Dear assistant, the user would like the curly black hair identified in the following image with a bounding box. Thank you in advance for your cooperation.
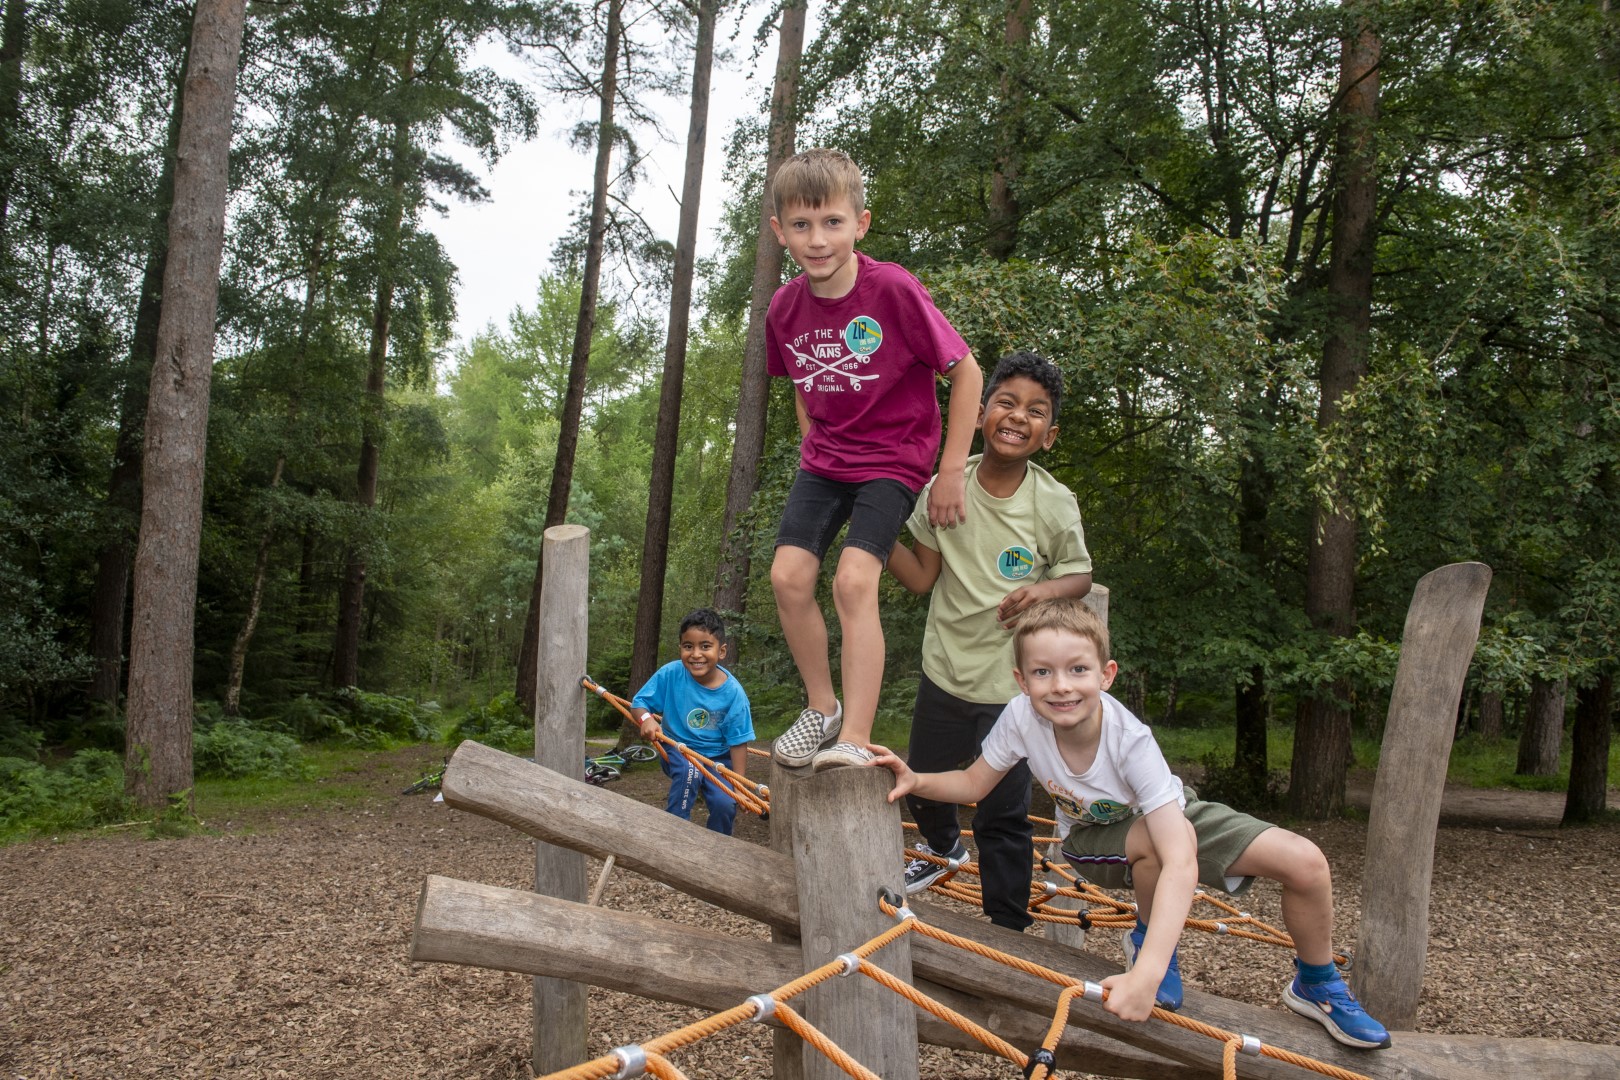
[984,351,1064,420]
[679,607,728,643]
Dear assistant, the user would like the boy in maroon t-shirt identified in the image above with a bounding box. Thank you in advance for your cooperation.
[764,147,983,772]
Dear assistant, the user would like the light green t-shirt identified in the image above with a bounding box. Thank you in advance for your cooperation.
[908,456,1092,704]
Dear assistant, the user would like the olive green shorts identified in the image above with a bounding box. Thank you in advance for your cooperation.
[1060,796,1273,896]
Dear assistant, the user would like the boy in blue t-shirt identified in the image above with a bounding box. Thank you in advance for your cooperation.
[631,608,755,835]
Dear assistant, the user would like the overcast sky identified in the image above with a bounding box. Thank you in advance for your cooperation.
[428,13,788,349]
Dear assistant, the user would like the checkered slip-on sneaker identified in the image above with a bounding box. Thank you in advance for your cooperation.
[771,703,842,767]
[809,741,874,771]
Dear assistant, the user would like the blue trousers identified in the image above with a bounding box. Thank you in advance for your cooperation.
[663,751,738,835]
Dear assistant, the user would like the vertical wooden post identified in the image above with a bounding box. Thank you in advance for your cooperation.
[1352,562,1490,1030]
[1043,586,1109,948]
[777,765,918,1080]
[533,524,590,1074]
[768,763,806,1080]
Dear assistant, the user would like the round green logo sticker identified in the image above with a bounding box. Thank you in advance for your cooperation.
[686,708,712,730]
[997,545,1035,580]
[843,316,883,356]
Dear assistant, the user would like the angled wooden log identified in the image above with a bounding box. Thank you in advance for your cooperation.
[433,740,1620,1080]
[530,524,591,1074]
[1353,561,1492,1029]
[441,739,799,930]
[413,874,1195,1079]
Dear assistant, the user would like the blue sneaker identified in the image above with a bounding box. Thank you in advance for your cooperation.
[1120,926,1183,1011]
[1283,961,1391,1049]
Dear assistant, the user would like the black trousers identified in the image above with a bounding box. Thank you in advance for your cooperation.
[905,672,1034,932]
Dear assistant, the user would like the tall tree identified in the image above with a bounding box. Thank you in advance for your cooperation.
[628,0,718,692]
[87,40,190,709]
[517,0,623,713]
[711,0,805,627]
[123,0,247,809]
[1289,9,1379,818]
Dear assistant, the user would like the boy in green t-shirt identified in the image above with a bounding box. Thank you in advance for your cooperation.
[886,351,1092,931]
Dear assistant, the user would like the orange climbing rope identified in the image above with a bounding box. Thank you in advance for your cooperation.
[581,676,772,817]
[534,890,1374,1080]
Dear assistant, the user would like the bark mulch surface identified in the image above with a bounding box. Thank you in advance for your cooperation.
[2,743,1617,1079]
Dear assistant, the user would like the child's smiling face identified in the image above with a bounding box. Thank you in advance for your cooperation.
[1013,627,1116,732]
[979,375,1058,463]
[770,195,870,298]
[679,626,726,686]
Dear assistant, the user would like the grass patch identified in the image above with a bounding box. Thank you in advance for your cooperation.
[192,744,400,826]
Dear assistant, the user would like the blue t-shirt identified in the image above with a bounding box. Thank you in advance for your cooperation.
[631,661,755,760]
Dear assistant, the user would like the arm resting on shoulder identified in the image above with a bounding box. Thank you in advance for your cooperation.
[997,571,1093,628]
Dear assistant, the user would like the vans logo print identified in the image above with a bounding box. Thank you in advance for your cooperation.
[785,318,884,392]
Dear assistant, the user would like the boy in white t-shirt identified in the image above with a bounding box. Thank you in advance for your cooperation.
[868,598,1390,1050]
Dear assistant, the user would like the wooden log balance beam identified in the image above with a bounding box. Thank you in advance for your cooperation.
[412,741,1620,1079]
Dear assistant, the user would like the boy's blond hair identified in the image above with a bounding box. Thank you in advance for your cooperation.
[772,148,866,218]
[1012,597,1111,668]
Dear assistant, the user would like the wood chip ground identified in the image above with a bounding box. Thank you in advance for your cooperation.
[2,744,1615,1078]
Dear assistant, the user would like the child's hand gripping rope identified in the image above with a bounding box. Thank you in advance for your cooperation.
[580,675,772,818]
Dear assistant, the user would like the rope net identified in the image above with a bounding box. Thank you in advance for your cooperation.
[535,893,1372,1080]
[582,677,1330,965]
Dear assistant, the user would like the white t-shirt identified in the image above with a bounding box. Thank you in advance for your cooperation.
[980,690,1185,836]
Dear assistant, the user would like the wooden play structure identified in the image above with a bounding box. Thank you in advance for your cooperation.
[410,527,1620,1079]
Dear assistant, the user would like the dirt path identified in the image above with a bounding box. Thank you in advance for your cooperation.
[1,745,1616,1079]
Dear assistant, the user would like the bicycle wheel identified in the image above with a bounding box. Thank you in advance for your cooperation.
[402,770,444,795]
[584,762,621,785]
[621,744,656,763]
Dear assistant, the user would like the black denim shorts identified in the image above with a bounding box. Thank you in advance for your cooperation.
[775,469,919,562]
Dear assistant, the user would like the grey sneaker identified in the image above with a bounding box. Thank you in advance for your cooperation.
[810,741,874,771]
[903,840,970,894]
[772,702,842,767]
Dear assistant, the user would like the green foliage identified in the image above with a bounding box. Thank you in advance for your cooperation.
[264,690,437,747]
[0,750,133,841]
[446,691,531,755]
[193,720,310,781]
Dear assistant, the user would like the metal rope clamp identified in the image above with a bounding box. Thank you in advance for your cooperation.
[1021,1047,1057,1078]
[836,952,862,976]
[608,1044,648,1078]
[747,994,777,1024]
[1240,1034,1262,1056]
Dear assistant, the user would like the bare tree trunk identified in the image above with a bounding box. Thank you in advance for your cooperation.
[89,53,190,708]
[710,0,805,634]
[629,0,717,692]
[0,0,25,245]
[1477,690,1503,739]
[224,461,283,717]
[1563,674,1612,824]
[333,106,410,690]
[517,0,622,713]
[123,0,247,810]
[1233,428,1272,791]
[985,0,1030,260]
[1516,675,1566,777]
[1290,13,1378,819]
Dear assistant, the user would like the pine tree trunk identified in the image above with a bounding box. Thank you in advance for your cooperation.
[985,0,1031,260]
[518,0,623,713]
[629,0,717,692]
[1478,690,1504,740]
[123,0,246,810]
[0,0,26,243]
[710,0,805,635]
[88,27,190,709]
[1290,13,1378,819]
[1563,674,1612,824]
[1515,675,1566,777]
[333,108,409,689]
[1233,432,1273,791]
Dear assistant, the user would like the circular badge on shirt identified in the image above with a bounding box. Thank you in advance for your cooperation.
[843,316,882,356]
[686,708,712,730]
[997,545,1036,580]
